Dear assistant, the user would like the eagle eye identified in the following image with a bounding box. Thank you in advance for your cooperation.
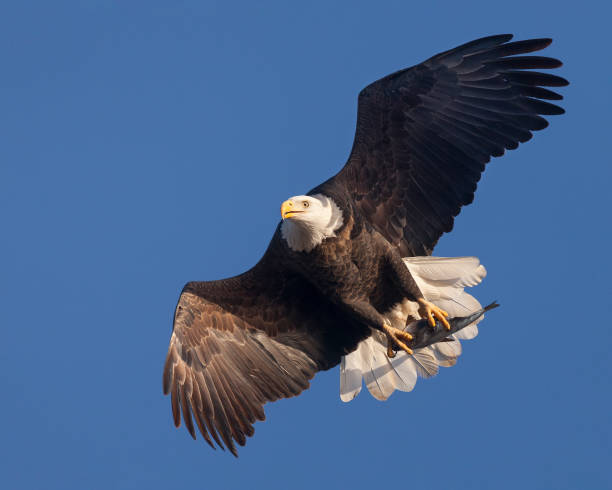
[303,201,309,208]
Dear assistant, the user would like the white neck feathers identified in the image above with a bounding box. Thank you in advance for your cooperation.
[280,194,344,252]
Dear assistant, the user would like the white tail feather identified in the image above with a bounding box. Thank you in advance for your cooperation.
[387,352,418,393]
[340,256,488,402]
[362,336,398,401]
[340,352,363,402]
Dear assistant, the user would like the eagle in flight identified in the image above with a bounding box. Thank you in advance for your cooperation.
[163,34,567,455]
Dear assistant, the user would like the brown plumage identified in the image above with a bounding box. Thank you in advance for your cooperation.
[163,34,567,455]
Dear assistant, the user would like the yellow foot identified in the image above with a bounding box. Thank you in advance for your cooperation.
[417,298,450,330]
[382,320,413,358]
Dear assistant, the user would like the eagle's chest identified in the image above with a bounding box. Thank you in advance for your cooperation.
[303,229,383,300]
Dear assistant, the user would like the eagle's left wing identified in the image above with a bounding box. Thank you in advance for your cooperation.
[163,235,370,456]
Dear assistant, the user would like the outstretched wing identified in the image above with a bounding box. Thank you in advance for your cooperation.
[162,235,369,456]
[331,34,568,256]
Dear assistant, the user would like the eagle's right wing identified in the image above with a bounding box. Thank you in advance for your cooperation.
[162,236,370,456]
[328,34,567,256]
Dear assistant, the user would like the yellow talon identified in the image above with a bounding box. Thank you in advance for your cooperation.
[382,320,414,357]
[418,299,451,330]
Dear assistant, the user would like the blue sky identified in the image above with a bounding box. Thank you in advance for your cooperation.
[2,1,611,489]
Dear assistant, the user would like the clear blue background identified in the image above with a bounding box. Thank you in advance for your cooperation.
[2,1,610,489]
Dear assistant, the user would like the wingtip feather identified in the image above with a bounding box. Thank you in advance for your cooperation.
[171,383,181,428]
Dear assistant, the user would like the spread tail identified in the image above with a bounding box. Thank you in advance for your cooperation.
[340,256,494,402]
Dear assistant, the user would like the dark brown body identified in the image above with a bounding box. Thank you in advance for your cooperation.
[279,209,422,329]
[277,181,424,333]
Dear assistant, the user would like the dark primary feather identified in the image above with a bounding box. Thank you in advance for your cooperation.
[163,234,370,456]
[327,34,568,256]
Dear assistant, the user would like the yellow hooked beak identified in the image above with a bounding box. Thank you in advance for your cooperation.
[281,200,302,219]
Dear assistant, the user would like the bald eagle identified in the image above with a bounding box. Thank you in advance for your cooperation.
[163,34,567,455]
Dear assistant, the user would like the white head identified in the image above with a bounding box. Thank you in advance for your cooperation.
[280,194,344,252]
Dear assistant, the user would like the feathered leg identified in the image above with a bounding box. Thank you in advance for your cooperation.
[382,241,451,330]
[341,299,414,357]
